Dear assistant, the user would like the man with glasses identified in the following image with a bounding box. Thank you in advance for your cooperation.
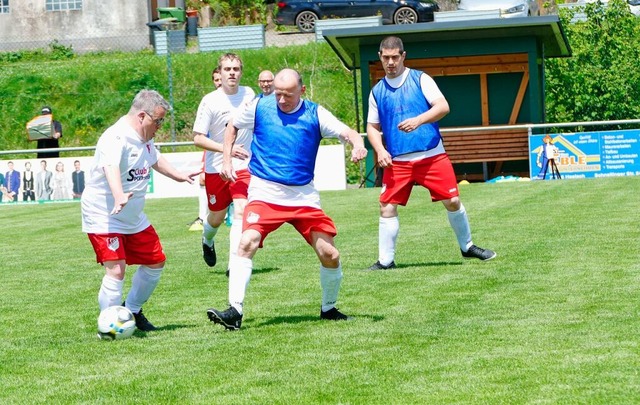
[366,36,496,270]
[257,70,274,97]
[81,89,197,336]
[193,53,256,274]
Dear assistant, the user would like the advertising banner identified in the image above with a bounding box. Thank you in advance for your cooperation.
[0,145,347,204]
[529,129,640,180]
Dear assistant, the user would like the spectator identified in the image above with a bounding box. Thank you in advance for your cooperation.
[35,160,53,201]
[72,160,85,199]
[22,161,36,202]
[0,171,5,203]
[37,106,63,159]
[52,161,71,200]
[4,161,20,202]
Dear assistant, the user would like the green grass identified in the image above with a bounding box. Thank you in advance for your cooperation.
[1,177,639,403]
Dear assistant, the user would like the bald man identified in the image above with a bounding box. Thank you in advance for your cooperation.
[257,70,274,97]
[206,68,368,330]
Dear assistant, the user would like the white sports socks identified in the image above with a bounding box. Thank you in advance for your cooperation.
[228,256,253,315]
[320,264,343,312]
[203,220,219,246]
[229,219,242,264]
[125,265,163,313]
[447,204,473,251]
[198,186,208,221]
[378,216,399,265]
[98,275,124,311]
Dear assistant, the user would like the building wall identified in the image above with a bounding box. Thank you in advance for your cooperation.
[0,0,152,53]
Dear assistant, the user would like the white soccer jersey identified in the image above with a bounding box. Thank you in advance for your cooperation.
[81,116,159,234]
[192,86,255,174]
[233,98,349,208]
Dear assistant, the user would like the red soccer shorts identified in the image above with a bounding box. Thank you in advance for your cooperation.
[242,201,337,247]
[87,225,166,265]
[380,153,459,205]
[205,169,250,212]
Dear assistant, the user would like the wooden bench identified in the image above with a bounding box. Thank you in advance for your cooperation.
[440,126,531,180]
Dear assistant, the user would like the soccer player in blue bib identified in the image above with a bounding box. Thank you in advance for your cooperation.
[366,36,496,270]
[207,68,368,330]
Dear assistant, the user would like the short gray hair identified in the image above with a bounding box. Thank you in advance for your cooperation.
[129,90,170,115]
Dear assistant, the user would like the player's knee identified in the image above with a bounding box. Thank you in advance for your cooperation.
[443,197,461,211]
[238,231,260,257]
[318,247,340,267]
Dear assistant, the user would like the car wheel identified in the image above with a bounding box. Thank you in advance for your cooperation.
[296,11,318,32]
[394,7,418,24]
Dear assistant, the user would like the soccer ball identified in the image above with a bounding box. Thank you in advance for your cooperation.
[97,305,136,340]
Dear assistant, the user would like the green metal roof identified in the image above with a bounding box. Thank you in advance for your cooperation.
[323,15,571,69]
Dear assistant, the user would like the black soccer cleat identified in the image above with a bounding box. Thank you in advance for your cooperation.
[207,306,242,330]
[132,308,157,331]
[202,239,217,267]
[461,245,497,261]
[366,260,396,271]
[320,307,353,321]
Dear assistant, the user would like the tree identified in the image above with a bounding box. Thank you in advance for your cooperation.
[545,0,640,128]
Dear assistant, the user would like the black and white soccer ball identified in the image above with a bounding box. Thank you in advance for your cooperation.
[97,305,136,340]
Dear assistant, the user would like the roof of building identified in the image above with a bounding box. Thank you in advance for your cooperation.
[323,15,571,69]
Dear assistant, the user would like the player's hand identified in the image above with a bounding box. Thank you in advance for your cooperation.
[110,192,133,215]
[351,146,368,163]
[376,149,393,168]
[231,144,249,160]
[536,162,542,168]
[398,117,421,133]
[180,171,199,184]
[220,163,237,182]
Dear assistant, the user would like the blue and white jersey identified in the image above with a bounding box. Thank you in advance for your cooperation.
[368,68,446,161]
[232,97,348,208]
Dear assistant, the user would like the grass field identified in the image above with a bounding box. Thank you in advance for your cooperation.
[1,177,639,404]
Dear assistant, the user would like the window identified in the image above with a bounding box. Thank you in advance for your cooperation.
[45,0,82,11]
[0,0,9,14]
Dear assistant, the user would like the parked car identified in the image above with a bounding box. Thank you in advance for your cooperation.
[457,0,539,17]
[275,0,440,32]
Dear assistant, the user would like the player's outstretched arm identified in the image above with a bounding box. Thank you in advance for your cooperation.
[193,131,223,153]
[153,155,197,184]
[340,128,368,163]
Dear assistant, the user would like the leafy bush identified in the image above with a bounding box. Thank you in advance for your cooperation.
[545,0,640,129]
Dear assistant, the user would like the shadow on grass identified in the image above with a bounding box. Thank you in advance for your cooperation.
[360,261,463,271]
[210,266,280,276]
[256,313,384,327]
[253,266,279,275]
[132,323,195,337]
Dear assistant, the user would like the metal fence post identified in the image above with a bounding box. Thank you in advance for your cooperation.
[165,30,177,151]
